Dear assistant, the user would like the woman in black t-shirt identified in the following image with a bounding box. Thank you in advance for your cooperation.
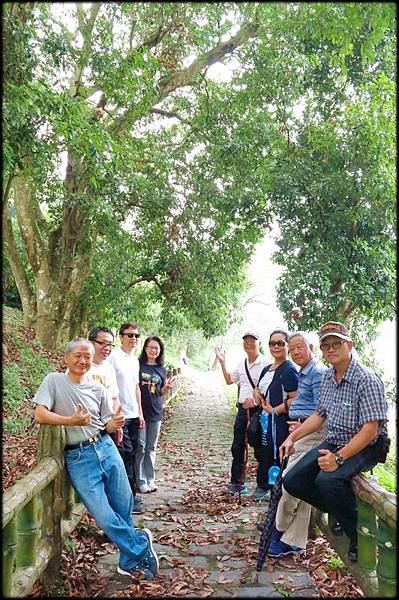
[136,336,173,493]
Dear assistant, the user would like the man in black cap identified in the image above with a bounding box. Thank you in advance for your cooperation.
[280,321,388,562]
[215,331,268,495]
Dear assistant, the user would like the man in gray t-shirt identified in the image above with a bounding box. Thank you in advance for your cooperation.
[33,337,159,580]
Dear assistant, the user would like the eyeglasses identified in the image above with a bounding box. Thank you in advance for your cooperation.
[122,333,140,339]
[92,340,115,348]
[269,340,286,347]
[147,346,160,351]
[320,340,347,352]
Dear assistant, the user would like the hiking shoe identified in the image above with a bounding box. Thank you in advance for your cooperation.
[224,483,248,495]
[252,487,270,502]
[267,539,304,558]
[132,498,144,514]
[331,521,343,536]
[139,484,151,494]
[116,528,159,580]
[148,482,158,492]
[348,541,358,562]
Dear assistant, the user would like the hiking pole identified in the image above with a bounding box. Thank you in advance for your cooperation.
[238,407,250,504]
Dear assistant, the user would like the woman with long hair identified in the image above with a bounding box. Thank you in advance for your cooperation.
[136,336,173,493]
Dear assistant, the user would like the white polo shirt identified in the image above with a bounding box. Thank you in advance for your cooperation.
[231,354,269,404]
[108,347,140,418]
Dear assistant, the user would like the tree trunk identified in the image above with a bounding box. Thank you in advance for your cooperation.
[7,167,94,350]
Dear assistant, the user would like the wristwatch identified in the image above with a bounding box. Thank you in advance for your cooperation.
[334,452,345,467]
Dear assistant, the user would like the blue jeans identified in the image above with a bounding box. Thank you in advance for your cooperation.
[64,433,148,571]
[282,440,380,543]
[135,420,162,487]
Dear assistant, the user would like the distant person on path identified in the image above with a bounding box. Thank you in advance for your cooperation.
[108,322,145,513]
[252,329,298,501]
[281,322,389,562]
[265,331,326,557]
[33,338,159,580]
[136,336,173,494]
[86,327,123,448]
[215,331,268,496]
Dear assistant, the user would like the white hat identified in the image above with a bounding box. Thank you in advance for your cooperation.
[242,331,260,340]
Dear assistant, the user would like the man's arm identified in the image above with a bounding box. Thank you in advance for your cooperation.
[34,404,91,426]
[136,383,145,429]
[280,413,326,459]
[317,421,378,471]
[215,348,234,384]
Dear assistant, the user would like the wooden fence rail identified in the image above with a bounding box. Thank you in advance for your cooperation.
[2,369,182,598]
[311,472,396,598]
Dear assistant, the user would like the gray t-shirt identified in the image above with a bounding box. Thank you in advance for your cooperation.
[33,372,114,445]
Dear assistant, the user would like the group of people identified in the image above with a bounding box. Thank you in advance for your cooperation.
[33,322,173,580]
[32,317,388,580]
[216,321,388,563]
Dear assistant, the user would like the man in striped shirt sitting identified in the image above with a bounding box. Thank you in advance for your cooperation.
[265,331,326,558]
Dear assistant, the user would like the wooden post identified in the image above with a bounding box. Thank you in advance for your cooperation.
[2,518,17,597]
[376,518,397,597]
[357,499,377,570]
[16,496,41,567]
[37,425,66,586]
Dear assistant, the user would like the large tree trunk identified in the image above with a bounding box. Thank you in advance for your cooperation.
[6,168,94,350]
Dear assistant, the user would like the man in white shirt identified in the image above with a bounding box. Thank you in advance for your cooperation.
[108,322,145,512]
[215,331,268,495]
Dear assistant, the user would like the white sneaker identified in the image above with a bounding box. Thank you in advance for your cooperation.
[148,483,158,492]
[138,484,150,493]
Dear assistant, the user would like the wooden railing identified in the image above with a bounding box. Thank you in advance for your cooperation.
[2,369,182,598]
[311,473,397,597]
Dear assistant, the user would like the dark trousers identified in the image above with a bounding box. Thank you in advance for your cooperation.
[117,418,140,496]
[231,404,258,485]
[283,440,380,543]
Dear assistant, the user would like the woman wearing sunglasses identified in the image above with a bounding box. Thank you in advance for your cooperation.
[252,329,299,501]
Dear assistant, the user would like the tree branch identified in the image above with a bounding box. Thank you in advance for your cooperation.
[3,190,36,320]
[70,3,101,97]
[124,276,155,292]
[110,20,259,136]
[150,108,186,122]
[13,175,49,276]
[158,21,259,98]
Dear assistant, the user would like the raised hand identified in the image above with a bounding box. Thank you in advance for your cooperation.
[215,347,226,363]
[70,404,91,426]
[164,377,173,391]
[113,405,125,429]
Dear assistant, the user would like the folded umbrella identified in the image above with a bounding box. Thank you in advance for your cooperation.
[256,456,289,572]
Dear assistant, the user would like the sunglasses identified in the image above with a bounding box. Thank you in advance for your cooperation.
[122,333,140,339]
[268,340,286,347]
[320,340,347,352]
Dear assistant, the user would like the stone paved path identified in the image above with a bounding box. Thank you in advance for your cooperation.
[97,370,318,597]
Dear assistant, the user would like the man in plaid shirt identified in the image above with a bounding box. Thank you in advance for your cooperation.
[280,321,388,562]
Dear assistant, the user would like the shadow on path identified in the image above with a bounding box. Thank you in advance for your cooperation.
[97,370,317,597]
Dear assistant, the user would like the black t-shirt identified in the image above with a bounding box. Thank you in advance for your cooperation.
[139,361,166,421]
